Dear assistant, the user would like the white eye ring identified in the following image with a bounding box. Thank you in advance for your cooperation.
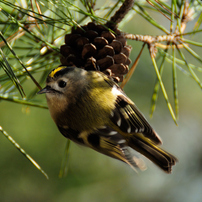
[58,80,66,88]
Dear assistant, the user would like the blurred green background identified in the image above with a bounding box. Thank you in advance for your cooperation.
[1,1,202,202]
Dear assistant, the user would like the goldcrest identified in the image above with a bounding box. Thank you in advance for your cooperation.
[38,66,177,173]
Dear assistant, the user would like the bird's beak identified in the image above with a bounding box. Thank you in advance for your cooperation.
[37,86,60,94]
[37,86,49,94]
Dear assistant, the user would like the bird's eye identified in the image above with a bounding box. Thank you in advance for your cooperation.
[58,80,66,88]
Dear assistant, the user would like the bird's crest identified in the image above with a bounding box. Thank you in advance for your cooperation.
[49,67,65,78]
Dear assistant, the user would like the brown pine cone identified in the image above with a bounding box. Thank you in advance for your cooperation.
[60,22,132,82]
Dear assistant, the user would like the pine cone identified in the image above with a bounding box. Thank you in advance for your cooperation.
[60,22,132,82]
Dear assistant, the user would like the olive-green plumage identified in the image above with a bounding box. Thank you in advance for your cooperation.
[38,66,177,173]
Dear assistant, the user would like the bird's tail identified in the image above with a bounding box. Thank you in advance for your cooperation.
[129,134,177,173]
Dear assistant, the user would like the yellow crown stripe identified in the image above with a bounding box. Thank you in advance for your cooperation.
[49,67,65,78]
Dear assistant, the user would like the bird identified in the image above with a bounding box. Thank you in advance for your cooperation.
[38,66,177,173]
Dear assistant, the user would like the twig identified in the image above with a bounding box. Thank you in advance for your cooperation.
[106,0,134,29]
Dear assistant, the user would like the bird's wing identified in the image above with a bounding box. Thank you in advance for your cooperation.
[112,92,162,145]
[102,74,162,145]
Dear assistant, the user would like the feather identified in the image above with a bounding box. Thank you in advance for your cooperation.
[129,134,177,173]
[110,93,162,145]
[102,74,162,144]
[58,125,146,171]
